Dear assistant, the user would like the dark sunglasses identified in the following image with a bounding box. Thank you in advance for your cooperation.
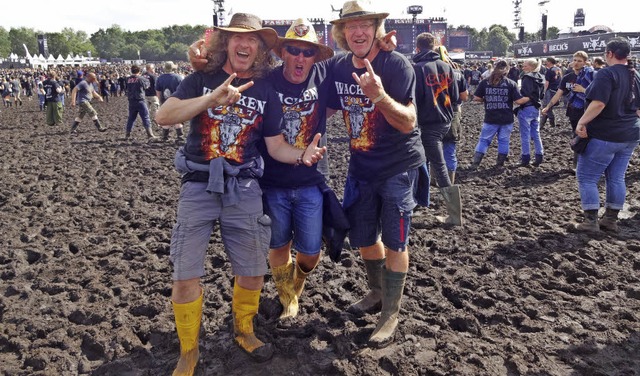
[285,45,317,58]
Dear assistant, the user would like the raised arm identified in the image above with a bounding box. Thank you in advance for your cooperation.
[156,73,253,125]
[352,59,416,134]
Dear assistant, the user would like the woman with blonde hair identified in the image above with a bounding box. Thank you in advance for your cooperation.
[516,58,545,166]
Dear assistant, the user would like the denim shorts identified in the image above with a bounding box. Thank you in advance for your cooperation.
[262,185,323,255]
[169,180,271,280]
[344,169,418,252]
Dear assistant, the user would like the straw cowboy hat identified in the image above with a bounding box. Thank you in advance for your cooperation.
[213,13,279,49]
[330,0,389,24]
[274,18,334,63]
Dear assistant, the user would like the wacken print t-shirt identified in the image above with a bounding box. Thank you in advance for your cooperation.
[474,78,522,125]
[258,63,332,188]
[328,50,426,182]
[172,71,283,165]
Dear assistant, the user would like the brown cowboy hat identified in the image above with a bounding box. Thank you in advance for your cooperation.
[213,13,278,49]
[330,0,389,24]
[273,18,334,63]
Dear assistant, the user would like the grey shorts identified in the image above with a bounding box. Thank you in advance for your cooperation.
[169,179,271,280]
[78,101,97,119]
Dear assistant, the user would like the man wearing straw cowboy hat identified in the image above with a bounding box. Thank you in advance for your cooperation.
[156,12,326,374]
[329,0,426,348]
[261,18,337,324]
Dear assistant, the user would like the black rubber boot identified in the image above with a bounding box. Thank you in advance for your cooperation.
[573,209,600,232]
[599,208,620,232]
[519,154,530,167]
[347,259,385,315]
[70,121,80,135]
[496,153,508,167]
[145,127,157,140]
[162,128,171,141]
[93,119,106,132]
[470,152,484,171]
[532,154,544,167]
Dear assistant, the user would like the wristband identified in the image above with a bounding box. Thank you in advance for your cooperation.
[372,93,386,104]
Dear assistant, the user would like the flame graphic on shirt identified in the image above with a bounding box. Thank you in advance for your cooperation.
[281,101,317,148]
[425,72,452,108]
[199,105,259,163]
[341,96,376,151]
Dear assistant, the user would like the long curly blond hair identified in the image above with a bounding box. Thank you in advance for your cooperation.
[331,18,386,52]
[203,30,276,79]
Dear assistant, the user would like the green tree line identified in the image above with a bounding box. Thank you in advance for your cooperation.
[0,23,560,60]
[449,24,559,56]
[0,24,208,61]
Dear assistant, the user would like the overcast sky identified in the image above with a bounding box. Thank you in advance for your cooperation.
[4,0,636,35]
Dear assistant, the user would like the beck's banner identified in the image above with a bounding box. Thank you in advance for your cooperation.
[513,33,640,58]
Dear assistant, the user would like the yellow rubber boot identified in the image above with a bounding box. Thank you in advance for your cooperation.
[271,262,298,319]
[293,262,313,299]
[232,282,274,362]
[172,291,203,376]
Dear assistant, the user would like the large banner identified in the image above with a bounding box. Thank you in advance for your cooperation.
[465,51,492,60]
[513,32,640,58]
[385,19,430,55]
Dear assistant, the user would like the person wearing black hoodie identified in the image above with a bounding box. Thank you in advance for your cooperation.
[413,32,462,226]
[515,58,545,166]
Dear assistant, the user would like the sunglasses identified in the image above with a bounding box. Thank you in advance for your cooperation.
[285,45,317,58]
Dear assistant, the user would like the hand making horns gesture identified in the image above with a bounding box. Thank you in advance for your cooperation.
[188,39,209,71]
[352,59,386,104]
[211,73,254,107]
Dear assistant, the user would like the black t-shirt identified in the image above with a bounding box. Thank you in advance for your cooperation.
[545,66,562,91]
[156,73,183,104]
[328,50,425,182]
[559,71,577,95]
[142,72,157,96]
[469,70,482,85]
[585,64,640,143]
[42,79,60,103]
[259,63,332,188]
[172,70,283,164]
[474,78,522,125]
[126,74,150,102]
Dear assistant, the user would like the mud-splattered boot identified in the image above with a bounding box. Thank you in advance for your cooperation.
[368,268,407,349]
[171,291,203,376]
[470,152,484,171]
[271,261,298,320]
[599,208,620,232]
[496,153,508,167]
[573,209,600,232]
[347,258,385,315]
[232,282,274,362]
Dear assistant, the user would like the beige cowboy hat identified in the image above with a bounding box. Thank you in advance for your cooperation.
[213,13,279,49]
[330,0,389,24]
[273,18,334,63]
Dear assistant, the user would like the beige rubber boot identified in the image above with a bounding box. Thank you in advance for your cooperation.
[271,261,298,319]
[232,282,274,362]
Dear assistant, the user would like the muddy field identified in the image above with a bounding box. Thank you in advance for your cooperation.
[1,95,639,375]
